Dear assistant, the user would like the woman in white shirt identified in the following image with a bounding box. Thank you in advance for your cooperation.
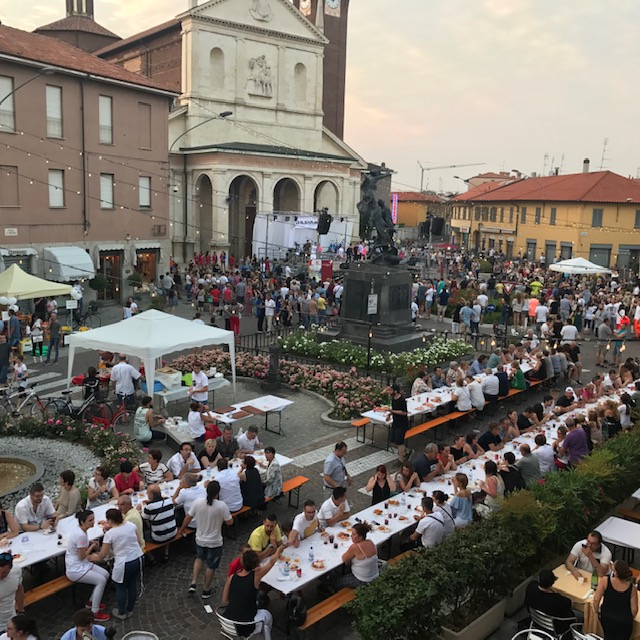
[451,376,472,412]
[0,614,40,640]
[88,509,144,620]
[86,467,118,509]
[65,511,110,622]
[332,523,379,589]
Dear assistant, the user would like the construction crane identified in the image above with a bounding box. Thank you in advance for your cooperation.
[418,161,486,192]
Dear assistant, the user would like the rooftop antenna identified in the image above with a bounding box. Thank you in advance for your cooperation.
[558,153,565,174]
[542,153,549,176]
[549,155,555,176]
[599,137,609,170]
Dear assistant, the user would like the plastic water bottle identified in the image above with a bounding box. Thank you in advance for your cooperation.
[283,561,290,577]
[308,546,314,562]
[400,493,406,508]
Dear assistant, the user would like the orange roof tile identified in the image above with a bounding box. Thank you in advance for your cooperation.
[0,24,177,94]
[34,15,119,39]
[95,19,180,56]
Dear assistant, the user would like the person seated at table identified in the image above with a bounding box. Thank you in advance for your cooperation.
[65,511,111,622]
[437,445,457,473]
[394,462,420,492]
[365,465,396,506]
[532,395,554,424]
[0,501,19,543]
[167,442,202,479]
[451,376,472,412]
[14,483,55,532]
[216,426,240,460]
[463,432,484,459]
[565,531,612,579]
[552,425,570,470]
[465,374,485,412]
[553,387,579,415]
[53,470,82,522]
[135,449,173,485]
[593,560,638,640]
[318,487,351,529]
[432,490,455,539]
[187,361,209,407]
[399,497,444,551]
[289,500,322,548]
[59,609,110,640]
[239,456,265,510]
[172,473,206,529]
[86,467,118,509]
[216,458,244,513]
[477,423,504,452]
[481,369,500,404]
[410,370,431,397]
[414,443,444,482]
[187,401,219,444]
[494,364,510,398]
[524,569,576,636]
[221,548,282,640]
[450,435,468,463]
[117,495,144,551]
[533,434,556,474]
[1,614,41,640]
[226,543,252,577]
[431,366,447,389]
[487,348,503,369]
[515,444,542,488]
[560,418,590,466]
[469,355,488,376]
[498,452,525,495]
[237,425,263,454]
[248,514,282,561]
[198,438,222,469]
[479,461,504,511]
[516,407,537,433]
[445,361,460,386]
[509,361,527,391]
[499,416,519,443]
[139,484,177,562]
[331,523,379,590]
[262,447,282,500]
[133,396,166,443]
[450,473,473,528]
[114,461,144,496]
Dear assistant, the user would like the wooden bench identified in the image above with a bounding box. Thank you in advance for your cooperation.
[279,475,310,509]
[404,409,475,444]
[351,417,371,444]
[387,549,416,567]
[298,587,356,631]
[617,507,640,523]
[24,575,74,607]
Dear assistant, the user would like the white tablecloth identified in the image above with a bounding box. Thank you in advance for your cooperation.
[155,376,230,406]
[596,516,640,551]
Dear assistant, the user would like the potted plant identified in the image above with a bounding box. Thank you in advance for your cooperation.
[88,273,107,293]
[127,271,143,290]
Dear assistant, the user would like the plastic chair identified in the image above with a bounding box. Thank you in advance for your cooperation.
[570,623,604,640]
[121,633,159,640]
[216,607,264,639]
[530,608,577,639]
[511,631,555,640]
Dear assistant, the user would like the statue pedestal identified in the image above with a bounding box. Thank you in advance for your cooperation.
[328,263,423,353]
[260,345,282,391]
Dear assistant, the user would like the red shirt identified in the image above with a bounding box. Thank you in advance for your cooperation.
[114,470,141,493]
[227,556,243,576]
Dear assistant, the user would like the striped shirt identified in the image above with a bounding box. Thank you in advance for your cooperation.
[142,497,177,543]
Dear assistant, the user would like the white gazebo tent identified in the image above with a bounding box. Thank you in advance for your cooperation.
[65,310,236,397]
[549,257,613,275]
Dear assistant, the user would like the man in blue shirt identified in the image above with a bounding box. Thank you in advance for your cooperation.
[60,609,113,640]
[459,302,473,334]
[469,355,488,376]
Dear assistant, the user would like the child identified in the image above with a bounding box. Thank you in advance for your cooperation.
[31,318,44,362]
[12,353,28,392]
[83,366,101,400]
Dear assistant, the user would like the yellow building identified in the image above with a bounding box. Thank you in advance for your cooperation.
[450,170,640,269]
[391,191,447,230]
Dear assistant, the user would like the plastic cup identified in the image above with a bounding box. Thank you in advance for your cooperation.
[296,568,302,578]
[333,542,338,549]
[328,534,334,544]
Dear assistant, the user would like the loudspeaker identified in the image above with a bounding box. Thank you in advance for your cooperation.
[317,211,333,235]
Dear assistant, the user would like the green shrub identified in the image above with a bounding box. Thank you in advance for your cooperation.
[88,273,107,291]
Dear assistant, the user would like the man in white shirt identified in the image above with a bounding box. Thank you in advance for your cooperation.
[0,555,24,633]
[560,320,579,344]
[188,363,209,406]
[318,487,350,528]
[481,370,500,403]
[167,443,201,479]
[110,354,141,407]
[214,459,243,512]
[237,425,262,453]
[400,497,444,550]
[289,499,322,547]
[264,293,276,332]
[14,483,55,532]
[172,474,206,529]
[465,375,485,411]
[535,303,549,333]
[565,531,612,579]
[532,434,556,474]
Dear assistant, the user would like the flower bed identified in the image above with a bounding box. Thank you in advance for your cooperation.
[0,415,143,474]
[348,427,640,639]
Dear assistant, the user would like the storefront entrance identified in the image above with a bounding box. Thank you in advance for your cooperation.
[98,252,123,302]
[134,250,158,287]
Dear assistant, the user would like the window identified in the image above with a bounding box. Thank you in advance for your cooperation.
[210,48,225,90]
[98,95,113,144]
[294,62,307,104]
[526,241,536,262]
[489,207,497,222]
[48,169,65,208]
[535,207,541,224]
[0,165,19,206]
[509,207,514,224]
[635,210,640,229]
[0,76,15,132]
[137,102,151,149]
[499,207,504,223]
[46,85,63,138]
[481,207,488,222]
[139,176,151,208]
[550,207,557,226]
[474,207,480,221]
[592,208,603,228]
[100,173,114,208]
[520,207,527,224]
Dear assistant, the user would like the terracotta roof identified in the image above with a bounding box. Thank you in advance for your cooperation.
[455,171,640,205]
[472,171,512,179]
[34,15,119,39]
[392,191,446,203]
[0,24,177,94]
[95,19,180,56]
[451,180,516,202]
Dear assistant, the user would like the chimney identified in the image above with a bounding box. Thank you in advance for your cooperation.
[583,158,590,173]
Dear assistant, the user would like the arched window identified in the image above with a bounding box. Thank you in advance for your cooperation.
[210,48,225,91]
[294,63,307,104]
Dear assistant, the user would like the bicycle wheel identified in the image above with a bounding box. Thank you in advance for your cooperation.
[81,401,113,424]
[0,403,16,426]
[29,397,48,421]
[83,313,102,329]
[111,409,129,429]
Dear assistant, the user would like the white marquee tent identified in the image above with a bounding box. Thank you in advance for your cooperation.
[65,310,236,398]
[549,257,613,275]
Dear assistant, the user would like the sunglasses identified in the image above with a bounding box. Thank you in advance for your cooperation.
[0,552,12,562]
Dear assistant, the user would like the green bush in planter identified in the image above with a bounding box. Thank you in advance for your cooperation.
[127,272,143,288]
[88,273,107,292]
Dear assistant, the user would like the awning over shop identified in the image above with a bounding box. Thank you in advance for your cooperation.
[43,247,96,282]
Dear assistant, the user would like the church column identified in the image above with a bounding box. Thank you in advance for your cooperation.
[277,44,287,110]
[181,19,194,99]
[211,170,230,251]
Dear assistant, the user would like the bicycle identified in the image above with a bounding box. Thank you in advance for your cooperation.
[0,382,51,423]
[71,300,102,330]
[43,389,113,424]
[111,394,133,429]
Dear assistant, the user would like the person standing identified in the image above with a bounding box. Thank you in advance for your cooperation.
[264,293,276,332]
[188,362,209,407]
[0,337,9,386]
[0,554,24,634]
[593,560,638,640]
[6,311,21,353]
[180,481,233,599]
[387,384,410,464]
[262,447,282,499]
[45,312,60,364]
[322,442,351,494]
[109,355,141,408]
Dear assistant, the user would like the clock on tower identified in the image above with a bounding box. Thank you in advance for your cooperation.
[292,0,349,140]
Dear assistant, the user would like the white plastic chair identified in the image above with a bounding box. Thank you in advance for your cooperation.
[121,634,160,640]
[530,608,577,639]
[570,623,604,640]
[216,607,264,639]
[511,630,555,640]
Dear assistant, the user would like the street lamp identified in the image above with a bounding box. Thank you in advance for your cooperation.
[0,66,57,108]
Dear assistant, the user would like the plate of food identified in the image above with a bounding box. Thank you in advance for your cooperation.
[337,531,350,540]
[398,516,408,521]
[373,509,383,516]
[433,397,442,403]
[289,562,299,571]
[377,525,391,533]
[281,555,291,563]
[388,499,400,506]
[340,521,352,528]
[320,532,330,539]
[311,560,326,570]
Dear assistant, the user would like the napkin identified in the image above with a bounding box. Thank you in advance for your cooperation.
[581,588,594,600]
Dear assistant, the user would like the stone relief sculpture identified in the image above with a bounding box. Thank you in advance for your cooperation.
[246,55,274,97]
[250,0,273,22]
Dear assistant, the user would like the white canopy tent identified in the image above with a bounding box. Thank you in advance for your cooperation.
[549,257,613,275]
[65,310,236,398]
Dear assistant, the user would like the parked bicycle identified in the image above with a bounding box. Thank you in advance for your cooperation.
[71,300,102,330]
[43,389,113,424]
[0,382,51,423]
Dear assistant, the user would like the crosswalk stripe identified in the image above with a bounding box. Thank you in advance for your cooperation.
[293,436,364,468]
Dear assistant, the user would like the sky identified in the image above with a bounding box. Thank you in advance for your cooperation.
[3,0,640,194]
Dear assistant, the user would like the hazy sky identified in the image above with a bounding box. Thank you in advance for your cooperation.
[3,0,640,193]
